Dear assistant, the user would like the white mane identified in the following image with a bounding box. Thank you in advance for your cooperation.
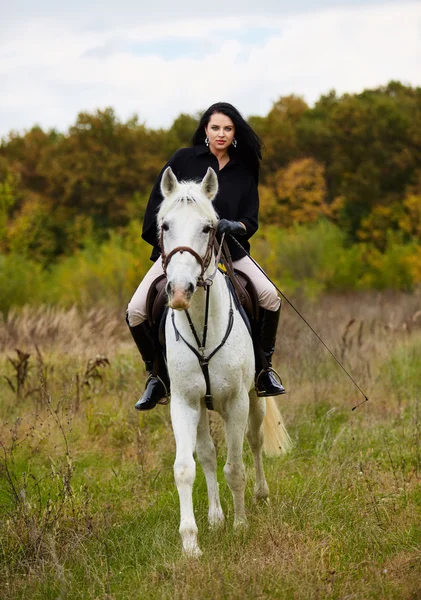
[157,180,219,226]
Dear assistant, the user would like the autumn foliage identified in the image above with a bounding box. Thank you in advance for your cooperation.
[1,82,421,312]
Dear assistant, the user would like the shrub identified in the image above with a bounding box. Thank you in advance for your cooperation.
[45,222,152,308]
[0,253,45,314]
[253,221,421,295]
[253,220,349,296]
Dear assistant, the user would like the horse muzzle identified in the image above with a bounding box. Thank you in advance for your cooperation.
[167,282,195,310]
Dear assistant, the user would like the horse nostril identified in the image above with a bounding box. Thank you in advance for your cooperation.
[166,282,173,296]
[186,283,195,295]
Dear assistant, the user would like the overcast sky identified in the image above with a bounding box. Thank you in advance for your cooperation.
[1,0,420,137]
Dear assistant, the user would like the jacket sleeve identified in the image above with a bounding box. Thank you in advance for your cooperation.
[141,150,184,248]
[238,176,259,240]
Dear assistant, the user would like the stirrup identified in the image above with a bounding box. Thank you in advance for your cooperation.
[135,375,170,411]
[255,367,286,397]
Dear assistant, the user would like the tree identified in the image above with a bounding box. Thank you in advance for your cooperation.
[39,108,167,232]
[249,95,309,183]
[272,158,329,227]
[303,84,421,239]
[0,167,19,250]
[165,113,199,156]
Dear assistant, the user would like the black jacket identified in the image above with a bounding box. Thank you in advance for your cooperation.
[142,145,259,261]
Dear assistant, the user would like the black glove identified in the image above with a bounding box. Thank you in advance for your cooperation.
[217,219,247,236]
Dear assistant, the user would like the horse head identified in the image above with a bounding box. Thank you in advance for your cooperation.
[158,167,219,310]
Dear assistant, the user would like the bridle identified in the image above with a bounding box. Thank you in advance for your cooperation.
[160,226,219,287]
[160,223,232,411]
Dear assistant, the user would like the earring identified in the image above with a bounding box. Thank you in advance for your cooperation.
[232,138,237,148]
[205,136,209,147]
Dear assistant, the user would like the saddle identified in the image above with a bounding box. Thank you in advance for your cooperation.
[146,269,260,346]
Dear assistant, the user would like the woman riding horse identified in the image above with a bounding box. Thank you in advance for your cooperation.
[126,102,286,410]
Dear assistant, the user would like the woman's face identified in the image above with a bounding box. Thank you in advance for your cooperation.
[205,112,235,153]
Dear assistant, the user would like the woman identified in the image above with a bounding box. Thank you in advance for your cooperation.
[127,102,285,410]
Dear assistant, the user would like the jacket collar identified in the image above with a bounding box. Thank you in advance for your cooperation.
[194,144,241,165]
[195,144,209,156]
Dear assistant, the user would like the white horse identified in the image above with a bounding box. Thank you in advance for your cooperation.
[158,166,291,556]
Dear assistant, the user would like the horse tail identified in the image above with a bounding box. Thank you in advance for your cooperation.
[263,397,292,456]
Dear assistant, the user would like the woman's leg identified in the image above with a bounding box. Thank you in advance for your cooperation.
[126,259,169,410]
[232,255,280,312]
[127,259,165,326]
[232,255,285,397]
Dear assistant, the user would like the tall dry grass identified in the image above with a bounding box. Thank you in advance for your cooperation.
[1,291,421,599]
[2,288,420,356]
[277,289,421,405]
[0,304,127,355]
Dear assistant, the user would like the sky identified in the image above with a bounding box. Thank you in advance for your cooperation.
[1,0,420,137]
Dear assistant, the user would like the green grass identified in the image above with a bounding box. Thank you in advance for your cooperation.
[1,302,421,599]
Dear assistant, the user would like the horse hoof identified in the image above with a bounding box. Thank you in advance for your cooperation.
[183,545,202,558]
[233,516,248,530]
[209,508,225,528]
[254,494,270,506]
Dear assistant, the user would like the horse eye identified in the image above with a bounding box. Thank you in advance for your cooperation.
[162,222,169,232]
[202,225,211,234]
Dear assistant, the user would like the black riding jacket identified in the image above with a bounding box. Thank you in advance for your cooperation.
[142,145,259,262]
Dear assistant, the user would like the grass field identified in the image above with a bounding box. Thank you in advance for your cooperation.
[1,291,421,599]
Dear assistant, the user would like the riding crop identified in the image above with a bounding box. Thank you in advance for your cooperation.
[228,235,369,410]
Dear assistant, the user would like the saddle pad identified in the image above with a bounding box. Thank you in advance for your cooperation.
[233,269,260,324]
[146,274,167,327]
[225,278,252,337]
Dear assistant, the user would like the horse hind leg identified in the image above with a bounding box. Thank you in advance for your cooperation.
[222,392,249,527]
[171,394,201,557]
[196,404,224,528]
[247,391,270,502]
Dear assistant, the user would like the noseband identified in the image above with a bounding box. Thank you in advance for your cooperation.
[160,227,217,287]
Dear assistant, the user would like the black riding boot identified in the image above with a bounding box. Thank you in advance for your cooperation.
[126,318,170,411]
[255,306,286,397]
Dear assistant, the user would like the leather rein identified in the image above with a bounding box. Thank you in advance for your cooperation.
[160,227,233,410]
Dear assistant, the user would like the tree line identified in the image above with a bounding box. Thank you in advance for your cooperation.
[0,81,421,300]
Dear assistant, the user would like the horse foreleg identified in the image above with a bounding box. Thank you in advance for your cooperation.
[222,394,249,527]
[171,394,201,557]
[247,391,269,502]
[196,403,224,528]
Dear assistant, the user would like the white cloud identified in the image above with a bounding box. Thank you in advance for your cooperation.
[0,2,420,136]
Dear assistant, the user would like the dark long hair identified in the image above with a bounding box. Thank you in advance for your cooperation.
[191,102,264,184]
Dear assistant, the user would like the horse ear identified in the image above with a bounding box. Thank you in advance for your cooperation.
[161,167,179,198]
[201,167,218,200]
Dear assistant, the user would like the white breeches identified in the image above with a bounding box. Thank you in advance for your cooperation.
[127,255,281,327]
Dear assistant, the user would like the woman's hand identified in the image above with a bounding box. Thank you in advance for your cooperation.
[217,219,247,236]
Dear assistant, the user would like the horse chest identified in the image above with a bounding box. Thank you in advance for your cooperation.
[166,309,254,403]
